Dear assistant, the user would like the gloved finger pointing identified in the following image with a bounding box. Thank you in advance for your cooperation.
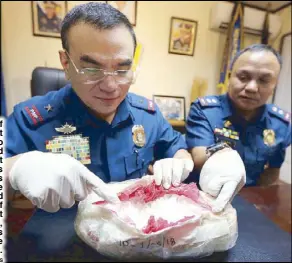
[79,165,120,203]
[92,185,120,204]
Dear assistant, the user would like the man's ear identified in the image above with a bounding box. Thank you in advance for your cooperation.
[59,50,70,80]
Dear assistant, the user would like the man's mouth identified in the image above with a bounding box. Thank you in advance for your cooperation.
[239,96,258,102]
[95,96,119,102]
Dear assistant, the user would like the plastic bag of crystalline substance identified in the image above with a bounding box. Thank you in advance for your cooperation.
[75,175,238,261]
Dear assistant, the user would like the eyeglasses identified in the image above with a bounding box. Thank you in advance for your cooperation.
[64,50,135,85]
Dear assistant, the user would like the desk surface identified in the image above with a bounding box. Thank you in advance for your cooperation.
[6,184,292,262]
[239,184,291,233]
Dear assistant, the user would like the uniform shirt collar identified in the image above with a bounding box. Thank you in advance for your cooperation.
[221,92,268,127]
[257,104,269,127]
[111,95,133,128]
[220,93,233,118]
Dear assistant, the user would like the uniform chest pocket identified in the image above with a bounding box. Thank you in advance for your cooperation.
[124,146,154,175]
[256,146,278,162]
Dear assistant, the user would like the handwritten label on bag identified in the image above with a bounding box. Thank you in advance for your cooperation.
[119,237,176,248]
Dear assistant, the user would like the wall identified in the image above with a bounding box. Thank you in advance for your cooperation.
[1,2,290,113]
[1,1,261,116]
[272,6,291,184]
[272,5,291,52]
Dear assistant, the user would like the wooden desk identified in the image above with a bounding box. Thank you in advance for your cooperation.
[239,183,291,233]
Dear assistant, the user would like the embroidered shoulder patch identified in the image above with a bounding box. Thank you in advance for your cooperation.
[20,101,58,127]
[23,106,44,126]
[198,97,220,107]
[269,105,291,123]
[129,95,156,113]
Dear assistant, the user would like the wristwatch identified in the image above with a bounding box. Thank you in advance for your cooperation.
[206,141,231,158]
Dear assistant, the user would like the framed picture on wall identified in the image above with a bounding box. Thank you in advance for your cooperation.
[153,95,186,121]
[32,1,68,38]
[107,1,137,26]
[168,17,198,56]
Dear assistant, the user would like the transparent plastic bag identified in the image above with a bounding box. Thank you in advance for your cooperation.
[75,175,238,261]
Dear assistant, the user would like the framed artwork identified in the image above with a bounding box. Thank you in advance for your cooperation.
[153,95,186,121]
[32,1,68,38]
[168,17,198,56]
[107,1,137,26]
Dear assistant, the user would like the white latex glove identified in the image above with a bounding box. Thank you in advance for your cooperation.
[9,151,120,213]
[153,158,194,189]
[199,149,246,213]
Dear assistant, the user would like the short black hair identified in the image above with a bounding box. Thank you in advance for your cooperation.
[230,44,282,70]
[61,2,137,52]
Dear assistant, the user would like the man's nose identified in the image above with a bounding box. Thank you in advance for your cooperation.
[99,76,118,93]
[245,80,258,93]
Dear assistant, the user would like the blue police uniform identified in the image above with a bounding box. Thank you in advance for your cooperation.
[186,93,291,187]
[6,84,186,181]
[6,84,187,258]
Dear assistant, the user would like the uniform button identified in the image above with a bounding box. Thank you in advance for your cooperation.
[139,99,143,103]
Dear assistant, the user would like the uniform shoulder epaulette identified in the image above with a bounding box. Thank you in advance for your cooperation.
[15,91,62,127]
[268,104,291,123]
[197,96,220,108]
[128,93,156,113]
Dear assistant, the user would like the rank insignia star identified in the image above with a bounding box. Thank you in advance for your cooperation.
[44,104,53,112]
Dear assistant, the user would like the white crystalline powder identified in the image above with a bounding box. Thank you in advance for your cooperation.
[102,194,208,230]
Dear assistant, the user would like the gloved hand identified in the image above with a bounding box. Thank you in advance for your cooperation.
[153,158,194,189]
[8,151,120,213]
[199,149,246,213]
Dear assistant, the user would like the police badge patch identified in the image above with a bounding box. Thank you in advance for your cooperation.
[132,125,146,147]
[263,129,275,146]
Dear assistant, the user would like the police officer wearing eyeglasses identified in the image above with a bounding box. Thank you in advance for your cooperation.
[5,2,194,257]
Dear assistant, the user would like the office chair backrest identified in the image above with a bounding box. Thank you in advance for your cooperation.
[31,67,70,97]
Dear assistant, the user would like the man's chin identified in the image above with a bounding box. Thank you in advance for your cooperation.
[236,97,259,108]
[237,101,259,111]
